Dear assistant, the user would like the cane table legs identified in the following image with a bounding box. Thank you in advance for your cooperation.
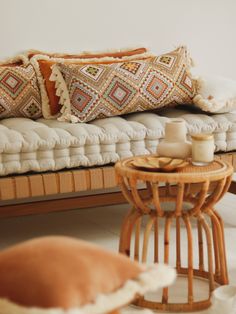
[119,208,228,312]
[116,158,233,312]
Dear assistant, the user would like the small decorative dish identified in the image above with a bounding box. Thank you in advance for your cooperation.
[130,156,189,172]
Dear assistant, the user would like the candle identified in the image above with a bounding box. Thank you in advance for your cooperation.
[191,133,214,166]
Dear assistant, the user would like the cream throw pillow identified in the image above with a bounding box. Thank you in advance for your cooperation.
[194,75,236,113]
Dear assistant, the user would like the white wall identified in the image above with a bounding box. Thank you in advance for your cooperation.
[0,0,236,79]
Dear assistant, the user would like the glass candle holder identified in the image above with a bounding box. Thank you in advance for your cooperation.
[191,133,214,166]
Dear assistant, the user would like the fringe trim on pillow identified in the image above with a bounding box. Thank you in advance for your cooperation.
[179,45,197,89]
[30,52,153,120]
[193,93,236,113]
[32,52,154,65]
[184,46,195,68]
[172,45,195,68]
[0,54,29,66]
[49,65,74,121]
[181,46,198,98]
[193,77,236,113]
[195,76,204,93]
[26,46,150,59]
[0,264,175,314]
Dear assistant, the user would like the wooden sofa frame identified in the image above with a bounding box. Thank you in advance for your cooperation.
[0,152,235,219]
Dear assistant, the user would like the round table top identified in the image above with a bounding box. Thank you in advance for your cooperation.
[115,155,234,184]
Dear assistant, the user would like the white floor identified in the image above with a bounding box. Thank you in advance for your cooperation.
[0,193,235,314]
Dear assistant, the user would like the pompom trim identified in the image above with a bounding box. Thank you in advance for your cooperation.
[49,64,74,121]
[26,46,151,59]
[0,264,176,314]
[193,93,236,113]
[193,77,236,113]
[0,54,29,66]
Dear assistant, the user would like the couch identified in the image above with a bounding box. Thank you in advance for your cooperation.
[1,46,236,218]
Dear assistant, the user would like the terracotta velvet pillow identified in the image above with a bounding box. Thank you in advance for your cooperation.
[0,236,175,314]
[50,46,197,123]
[0,64,42,119]
[27,47,148,60]
[30,48,152,118]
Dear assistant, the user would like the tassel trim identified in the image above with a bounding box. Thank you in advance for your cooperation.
[172,45,195,68]
[194,77,236,113]
[32,52,154,65]
[193,93,236,113]
[0,264,175,314]
[0,54,29,66]
[26,46,151,59]
[49,64,76,122]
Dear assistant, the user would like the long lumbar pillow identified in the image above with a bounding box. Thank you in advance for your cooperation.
[50,46,197,123]
[0,236,175,314]
[29,47,152,119]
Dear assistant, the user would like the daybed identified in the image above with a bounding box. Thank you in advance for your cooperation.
[1,46,236,218]
[0,107,236,219]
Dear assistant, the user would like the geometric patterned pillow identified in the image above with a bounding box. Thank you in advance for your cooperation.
[0,64,42,119]
[50,46,197,123]
[29,47,152,119]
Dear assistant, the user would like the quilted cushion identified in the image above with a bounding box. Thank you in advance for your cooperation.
[0,109,236,176]
[50,46,197,123]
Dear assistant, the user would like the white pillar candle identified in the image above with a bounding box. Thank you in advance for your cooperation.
[191,134,214,166]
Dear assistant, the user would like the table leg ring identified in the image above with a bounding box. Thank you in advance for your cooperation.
[119,210,228,312]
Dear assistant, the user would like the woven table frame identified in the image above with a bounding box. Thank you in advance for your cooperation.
[0,152,235,218]
[115,157,233,312]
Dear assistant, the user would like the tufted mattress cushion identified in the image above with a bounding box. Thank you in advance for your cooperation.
[0,108,236,176]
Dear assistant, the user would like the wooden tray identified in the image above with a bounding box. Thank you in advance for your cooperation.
[130,156,189,172]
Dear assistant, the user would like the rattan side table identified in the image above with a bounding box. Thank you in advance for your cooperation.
[115,156,233,312]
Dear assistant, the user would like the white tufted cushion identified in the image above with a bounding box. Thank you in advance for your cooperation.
[0,109,236,176]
